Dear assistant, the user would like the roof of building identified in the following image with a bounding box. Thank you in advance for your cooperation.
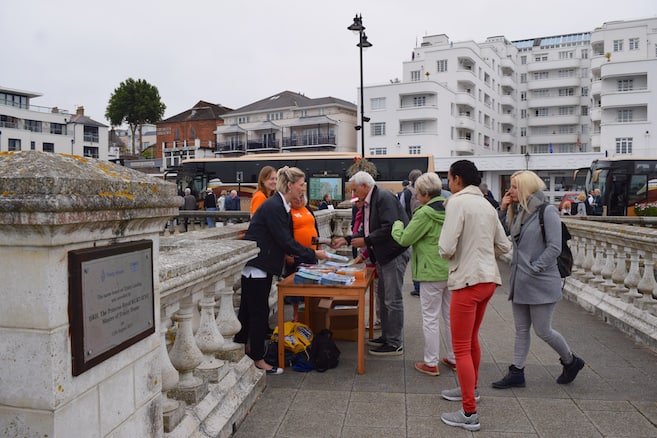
[228,91,356,115]
[69,113,108,128]
[161,100,233,123]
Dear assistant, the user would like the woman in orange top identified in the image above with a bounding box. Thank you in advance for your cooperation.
[284,192,319,321]
[250,166,278,217]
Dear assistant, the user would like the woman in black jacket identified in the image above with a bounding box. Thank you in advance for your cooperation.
[234,166,328,374]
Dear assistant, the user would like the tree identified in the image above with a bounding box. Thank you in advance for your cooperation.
[105,78,166,155]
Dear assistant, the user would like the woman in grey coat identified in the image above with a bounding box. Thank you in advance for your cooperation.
[493,170,584,389]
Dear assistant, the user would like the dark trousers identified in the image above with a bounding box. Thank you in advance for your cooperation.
[234,274,273,361]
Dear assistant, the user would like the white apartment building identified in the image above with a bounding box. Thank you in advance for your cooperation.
[0,86,111,160]
[362,17,657,200]
[215,90,357,156]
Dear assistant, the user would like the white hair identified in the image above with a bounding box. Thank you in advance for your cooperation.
[349,171,375,188]
[184,188,191,195]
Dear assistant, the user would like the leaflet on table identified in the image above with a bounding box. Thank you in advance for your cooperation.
[293,270,356,285]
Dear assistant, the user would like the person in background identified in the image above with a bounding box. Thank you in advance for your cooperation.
[401,169,423,297]
[492,170,584,391]
[397,180,410,201]
[479,182,499,209]
[250,166,278,217]
[181,187,197,232]
[332,171,410,356]
[204,188,217,228]
[575,192,588,216]
[592,188,603,216]
[351,197,380,330]
[217,190,227,212]
[284,192,319,322]
[438,160,511,432]
[234,166,328,375]
[391,172,456,376]
[317,193,333,210]
[561,200,572,216]
[225,190,240,211]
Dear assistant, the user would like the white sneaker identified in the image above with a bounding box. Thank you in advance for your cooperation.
[441,409,480,431]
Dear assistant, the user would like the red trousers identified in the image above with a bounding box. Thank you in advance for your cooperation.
[449,282,496,413]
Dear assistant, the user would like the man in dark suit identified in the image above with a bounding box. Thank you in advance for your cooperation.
[332,171,410,356]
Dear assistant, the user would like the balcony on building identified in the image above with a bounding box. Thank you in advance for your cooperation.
[455,112,475,130]
[215,124,247,156]
[501,93,515,107]
[527,76,582,90]
[247,121,281,153]
[528,114,580,126]
[453,134,475,155]
[281,116,338,151]
[456,56,476,75]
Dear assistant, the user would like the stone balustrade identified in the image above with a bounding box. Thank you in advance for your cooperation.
[562,217,657,350]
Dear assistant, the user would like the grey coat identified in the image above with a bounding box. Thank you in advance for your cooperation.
[502,195,563,304]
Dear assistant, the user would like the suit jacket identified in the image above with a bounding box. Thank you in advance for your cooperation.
[244,193,316,276]
[358,185,409,265]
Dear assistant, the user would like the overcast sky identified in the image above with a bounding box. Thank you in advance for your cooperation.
[3,0,655,125]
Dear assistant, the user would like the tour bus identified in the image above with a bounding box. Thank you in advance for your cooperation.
[178,152,435,204]
[586,157,657,216]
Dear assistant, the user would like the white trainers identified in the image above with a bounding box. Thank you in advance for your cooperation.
[440,387,480,402]
[440,409,480,431]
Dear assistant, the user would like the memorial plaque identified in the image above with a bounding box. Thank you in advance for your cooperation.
[69,240,155,376]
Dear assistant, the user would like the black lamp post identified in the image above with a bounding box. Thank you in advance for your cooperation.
[348,14,372,158]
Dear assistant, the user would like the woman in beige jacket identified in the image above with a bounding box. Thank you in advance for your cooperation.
[437,160,511,432]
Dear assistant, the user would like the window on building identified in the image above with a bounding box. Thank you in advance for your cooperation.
[371,97,386,110]
[83,126,99,143]
[520,73,527,83]
[411,70,421,81]
[617,79,634,91]
[436,59,448,72]
[520,92,527,101]
[369,147,387,155]
[25,120,42,133]
[559,51,574,59]
[42,142,54,153]
[617,109,633,122]
[267,112,283,121]
[371,122,386,136]
[50,123,66,135]
[412,96,426,107]
[558,69,574,78]
[30,141,35,150]
[581,49,589,59]
[558,107,575,116]
[558,88,575,96]
[412,121,425,133]
[237,116,249,123]
[535,108,548,117]
[615,137,633,154]
[581,87,589,96]
[533,71,549,80]
[8,138,21,151]
[189,127,196,139]
[613,39,623,52]
[520,55,527,64]
[174,128,180,140]
[520,128,526,137]
[408,145,422,154]
[521,109,527,119]
[629,37,639,50]
[83,146,99,158]
[533,89,549,97]
[534,54,548,62]
[581,106,588,116]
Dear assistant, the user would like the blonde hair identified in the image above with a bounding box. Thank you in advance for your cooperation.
[511,170,545,211]
[276,166,305,193]
[577,192,587,202]
[414,172,442,198]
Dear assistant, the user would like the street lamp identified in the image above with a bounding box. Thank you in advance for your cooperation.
[348,14,372,158]
[524,151,531,170]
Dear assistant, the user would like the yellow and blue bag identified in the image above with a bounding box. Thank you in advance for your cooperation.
[271,321,314,355]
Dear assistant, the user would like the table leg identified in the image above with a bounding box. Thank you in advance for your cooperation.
[357,294,365,374]
[278,291,285,370]
[368,277,374,340]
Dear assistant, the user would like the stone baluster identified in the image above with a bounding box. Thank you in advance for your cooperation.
[652,252,657,317]
[194,279,227,383]
[590,241,606,286]
[217,278,245,363]
[635,250,657,310]
[572,237,586,279]
[600,244,616,293]
[610,247,629,297]
[160,319,184,432]
[168,293,208,404]
[621,248,642,303]
[581,240,596,282]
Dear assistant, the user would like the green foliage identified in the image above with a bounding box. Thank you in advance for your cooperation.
[105,78,166,154]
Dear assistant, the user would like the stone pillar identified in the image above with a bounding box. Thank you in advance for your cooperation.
[194,280,227,383]
[0,151,181,438]
[217,282,244,362]
[622,248,642,303]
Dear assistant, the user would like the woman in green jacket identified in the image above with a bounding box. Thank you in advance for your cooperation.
[391,172,455,376]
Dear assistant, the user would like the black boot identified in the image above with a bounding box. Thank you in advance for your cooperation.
[492,365,526,389]
[557,353,585,384]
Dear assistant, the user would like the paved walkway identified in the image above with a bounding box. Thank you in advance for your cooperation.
[235,263,657,437]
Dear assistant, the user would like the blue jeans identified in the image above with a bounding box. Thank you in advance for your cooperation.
[206,208,216,228]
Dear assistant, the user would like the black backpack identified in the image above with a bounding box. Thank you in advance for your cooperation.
[537,203,573,278]
[309,329,340,372]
